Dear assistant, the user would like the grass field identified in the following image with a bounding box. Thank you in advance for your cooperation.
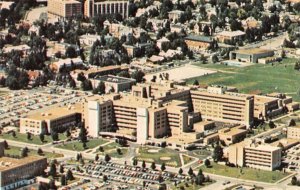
[182,154,195,165]
[56,138,108,151]
[135,147,182,167]
[200,162,289,183]
[97,142,129,158]
[0,132,66,145]
[5,146,63,159]
[187,58,300,101]
[191,149,212,160]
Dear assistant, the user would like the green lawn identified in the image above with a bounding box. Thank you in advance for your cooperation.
[5,146,63,159]
[97,142,129,158]
[135,147,181,167]
[191,149,212,160]
[200,162,289,183]
[182,154,196,165]
[167,180,215,190]
[56,138,108,151]
[188,58,300,101]
[0,132,66,145]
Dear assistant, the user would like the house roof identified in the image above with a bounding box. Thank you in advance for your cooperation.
[218,30,246,37]
[185,35,213,43]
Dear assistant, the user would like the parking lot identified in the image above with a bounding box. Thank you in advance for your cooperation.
[283,143,300,171]
[67,160,185,190]
[0,87,86,128]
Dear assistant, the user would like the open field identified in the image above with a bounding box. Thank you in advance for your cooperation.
[135,147,183,167]
[200,162,289,183]
[167,180,215,190]
[145,64,216,82]
[56,138,108,151]
[5,146,63,159]
[187,58,300,101]
[0,132,66,145]
[97,142,129,158]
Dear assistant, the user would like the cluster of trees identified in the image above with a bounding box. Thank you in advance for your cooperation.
[291,176,300,186]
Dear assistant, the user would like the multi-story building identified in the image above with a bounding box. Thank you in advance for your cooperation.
[184,35,215,52]
[48,0,82,19]
[84,0,129,18]
[20,104,82,135]
[90,75,136,93]
[287,126,300,139]
[190,86,254,126]
[226,141,282,171]
[0,156,47,190]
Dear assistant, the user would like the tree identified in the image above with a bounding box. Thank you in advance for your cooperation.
[117,148,122,155]
[195,172,205,185]
[76,153,81,161]
[66,46,77,58]
[178,168,183,175]
[291,176,297,185]
[37,148,43,155]
[289,119,296,127]
[12,131,16,138]
[81,79,93,91]
[188,167,194,176]
[66,169,74,181]
[78,126,88,143]
[3,140,8,149]
[161,163,166,171]
[118,70,130,78]
[21,147,28,157]
[49,162,57,177]
[212,54,218,63]
[269,121,276,129]
[39,133,45,142]
[27,132,31,140]
[95,154,99,161]
[142,160,146,169]
[93,81,106,95]
[193,80,199,85]
[51,131,59,141]
[204,159,210,167]
[60,175,67,186]
[131,70,145,83]
[99,146,104,152]
[151,162,156,170]
[212,144,223,162]
[103,175,108,182]
[69,79,76,89]
[105,154,111,162]
[59,165,64,174]
[132,159,138,166]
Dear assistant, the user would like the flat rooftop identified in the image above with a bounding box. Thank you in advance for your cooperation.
[246,144,281,151]
[73,65,128,75]
[24,104,81,121]
[234,48,273,55]
[95,75,135,84]
[0,156,45,171]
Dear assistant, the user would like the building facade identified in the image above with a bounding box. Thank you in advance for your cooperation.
[0,156,47,190]
[287,126,300,139]
[48,0,82,19]
[20,105,81,135]
[190,86,254,126]
[227,142,282,171]
[84,0,129,18]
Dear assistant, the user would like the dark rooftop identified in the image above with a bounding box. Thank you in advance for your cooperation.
[185,35,213,43]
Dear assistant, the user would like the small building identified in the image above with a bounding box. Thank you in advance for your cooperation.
[71,65,129,79]
[216,30,245,43]
[168,10,184,21]
[50,57,83,72]
[91,75,136,93]
[0,156,47,190]
[3,45,31,56]
[79,34,101,47]
[20,104,82,135]
[184,35,214,52]
[230,48,275,63]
